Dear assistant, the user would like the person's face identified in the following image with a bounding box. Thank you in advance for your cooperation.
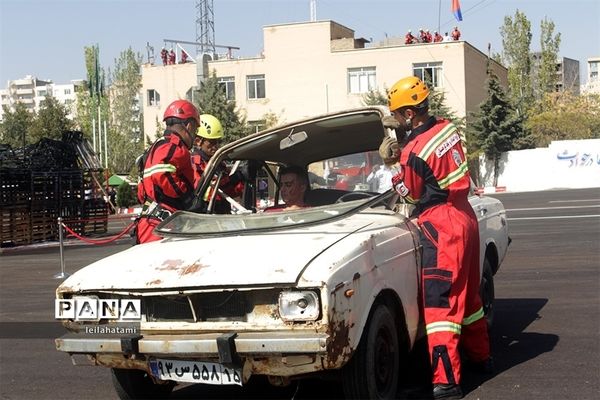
[280,173,306,206]
[183,120,199,149]
[391,108,415,131]
[199,137,222,157]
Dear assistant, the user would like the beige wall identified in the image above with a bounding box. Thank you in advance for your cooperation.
[141,20,508,140]
[141,62,198,143]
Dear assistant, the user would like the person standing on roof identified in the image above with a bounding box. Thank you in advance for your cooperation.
[160,47,168,65]
[433,31,444,42]
[380,76,492,400]
[191,114,244,214]
[452,26,461,40]
[135,100,199,244]
[405,30,416,44]
[168,48,176,64]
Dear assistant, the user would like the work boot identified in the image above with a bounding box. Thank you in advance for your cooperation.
[432,383,463,400]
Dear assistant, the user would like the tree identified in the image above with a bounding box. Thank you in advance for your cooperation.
[74,45,109,157]
[108,48,144,173]
[116,181,135,208]
[500,10,533,116]
[466,71,524,186]
[0,102,33,148]
[525,92,600,147]
[361,88,387,106]
[535,17,561,100]
[29,96,73,143]
[194,72,248,142]
[428,87,464,130]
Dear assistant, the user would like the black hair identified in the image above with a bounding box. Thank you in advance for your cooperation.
[279,165,309,187]
[165,117,196,127]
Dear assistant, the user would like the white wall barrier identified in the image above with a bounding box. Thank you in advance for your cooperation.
[479,139,600,192]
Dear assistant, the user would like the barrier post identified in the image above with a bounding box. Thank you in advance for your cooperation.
[53,217,70,279]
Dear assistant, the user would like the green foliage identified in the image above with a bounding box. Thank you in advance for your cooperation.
[500,10,533,116]
[428,87,464,131]
[466,70,525,185]
[361,88,388,106]
[74,45,109,156]
[116,181,136,208]
[262,111,284,130]
[108,48,144,173]
[525,92,600,147]
[29,96,73,143]
[0,103,33,147]
[536,18,561,99]
[194,72,248,143]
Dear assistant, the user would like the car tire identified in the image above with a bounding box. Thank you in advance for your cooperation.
[111,368,174,399]
[480,257,495,328]
[342,303,400,399]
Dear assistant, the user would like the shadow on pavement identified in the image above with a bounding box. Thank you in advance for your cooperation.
[462,298,558,395]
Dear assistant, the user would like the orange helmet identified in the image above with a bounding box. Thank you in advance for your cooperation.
[387,76,430,112]
[163,100,200,125]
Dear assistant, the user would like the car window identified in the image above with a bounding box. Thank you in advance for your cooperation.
[308,150,381,192]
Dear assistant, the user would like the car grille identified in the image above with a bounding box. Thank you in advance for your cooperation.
[142,290,278,322]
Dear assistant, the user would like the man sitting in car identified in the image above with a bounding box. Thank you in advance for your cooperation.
[266,165,309,211]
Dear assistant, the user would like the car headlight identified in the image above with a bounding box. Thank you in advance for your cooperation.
[278,291,320,322]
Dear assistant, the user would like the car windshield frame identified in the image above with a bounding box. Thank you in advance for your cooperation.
[156,190,397,238]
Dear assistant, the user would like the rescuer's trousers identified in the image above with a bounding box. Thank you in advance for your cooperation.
[418,200,490,385]
[135,216,163,244]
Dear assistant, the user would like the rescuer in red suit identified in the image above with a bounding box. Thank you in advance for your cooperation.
[136,99,199,244]
[380,76,492,400]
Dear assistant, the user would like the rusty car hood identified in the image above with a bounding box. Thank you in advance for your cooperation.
[57,219,372,294]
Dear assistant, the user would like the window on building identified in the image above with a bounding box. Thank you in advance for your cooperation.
[37,90,47,97]
[218,76,235,100]
[347,67,376,94]
[64,88,71,95]
[248,120,266,133]
[147,89,160,106]
[247,75,266,99]
[413,62,443,88]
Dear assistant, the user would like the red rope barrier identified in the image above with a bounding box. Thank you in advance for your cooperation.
[61,214,135,224]
[62,221,136,245]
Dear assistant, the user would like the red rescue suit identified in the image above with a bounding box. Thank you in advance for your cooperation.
[136,131,194,244]
[391,117,490,386]
[191,148,244,214]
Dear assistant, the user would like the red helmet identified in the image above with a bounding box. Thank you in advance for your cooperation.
[163,100,200,125]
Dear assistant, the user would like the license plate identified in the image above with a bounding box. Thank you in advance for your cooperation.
[149,358,242,386]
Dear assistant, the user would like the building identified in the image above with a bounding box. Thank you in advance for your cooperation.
[582,56,600,94]
[531,53,581,95]
[0,75,83,121]
[555,57,580,94]
[141,20,508,141]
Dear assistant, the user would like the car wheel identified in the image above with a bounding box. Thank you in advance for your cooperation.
[111,368,174,399]
[342,303,400,399]
[480,258,495,328]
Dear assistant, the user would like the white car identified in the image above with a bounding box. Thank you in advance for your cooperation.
[55,107,510,399]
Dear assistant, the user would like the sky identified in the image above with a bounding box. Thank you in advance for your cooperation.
[0,0,599,85]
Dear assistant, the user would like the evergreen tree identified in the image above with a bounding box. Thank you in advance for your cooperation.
[194,72,248,143]
[361,88,387,106]
[466,71,524,186]
[29,96,73,143]
[0,102,33,148]
[428,87,464,130]
[500,10,533,116]
[116,181,135,208]
[108,48,144,173]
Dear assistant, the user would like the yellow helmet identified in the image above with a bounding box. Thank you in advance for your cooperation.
[198,114,224,139]
[387,76,430,112]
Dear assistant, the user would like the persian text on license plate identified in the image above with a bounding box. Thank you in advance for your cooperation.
[149,358,242,386]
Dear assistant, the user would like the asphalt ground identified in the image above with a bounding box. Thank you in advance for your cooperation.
[0,188,598,399]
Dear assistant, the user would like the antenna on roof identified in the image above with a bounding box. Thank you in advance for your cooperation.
[310,0,316,21]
